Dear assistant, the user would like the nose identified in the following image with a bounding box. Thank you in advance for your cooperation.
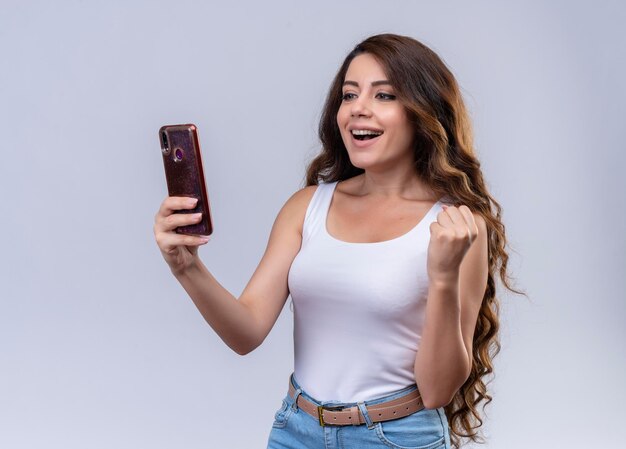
[350,94,372,118]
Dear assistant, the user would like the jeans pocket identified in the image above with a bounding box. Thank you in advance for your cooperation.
[375,408,445,449]
[272,397,294,429]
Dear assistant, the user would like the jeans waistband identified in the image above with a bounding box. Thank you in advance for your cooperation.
[289,372,419,408]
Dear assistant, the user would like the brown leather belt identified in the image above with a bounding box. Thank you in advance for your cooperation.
[287,378,425,427]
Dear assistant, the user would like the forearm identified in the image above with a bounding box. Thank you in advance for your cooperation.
[173,258,259,355]
[414,276,470,408]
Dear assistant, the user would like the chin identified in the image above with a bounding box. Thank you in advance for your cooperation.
[346,154,377,170]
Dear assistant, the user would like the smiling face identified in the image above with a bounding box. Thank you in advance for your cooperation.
[337,53,415,171]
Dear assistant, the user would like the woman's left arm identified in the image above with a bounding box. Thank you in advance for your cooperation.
[414,205,489,409]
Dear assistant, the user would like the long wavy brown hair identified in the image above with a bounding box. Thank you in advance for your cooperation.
[303,33,526,448]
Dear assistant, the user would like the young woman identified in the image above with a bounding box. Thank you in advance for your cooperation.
[154,33,522,449]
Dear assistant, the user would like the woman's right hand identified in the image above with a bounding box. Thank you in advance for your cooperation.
[153,196,211,275]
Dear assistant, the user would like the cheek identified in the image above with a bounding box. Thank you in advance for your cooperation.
[337,110,354,145]
[336,106,349,127]
[397,121,414,142]
[382,112,413,141]
[395,127,415,151]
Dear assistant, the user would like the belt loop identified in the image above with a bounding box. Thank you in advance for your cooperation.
[291,388,302,412]
[357,401,375,430]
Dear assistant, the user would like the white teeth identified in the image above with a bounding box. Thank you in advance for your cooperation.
[351,129,383,136]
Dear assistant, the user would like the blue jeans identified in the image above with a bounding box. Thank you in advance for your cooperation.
[267,374,451,449]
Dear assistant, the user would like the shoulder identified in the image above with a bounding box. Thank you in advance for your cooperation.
[276,184,320,236]
[284,184,319,213]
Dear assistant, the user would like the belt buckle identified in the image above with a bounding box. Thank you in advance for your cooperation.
[317,404,345,427]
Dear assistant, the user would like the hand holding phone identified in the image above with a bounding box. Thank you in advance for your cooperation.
[158,124,213,236]
[154,194,211,274]
[154,124,214,274]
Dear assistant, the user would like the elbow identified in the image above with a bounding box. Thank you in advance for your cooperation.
[234,346,254,356]
[231,341,257,356]
[421,392,455,410]
[418,369,470,410]
[230,336,263,356]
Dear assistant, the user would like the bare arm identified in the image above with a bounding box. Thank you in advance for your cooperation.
[154,186,317,355]
[414,211,489,408]
[173,259,256,354]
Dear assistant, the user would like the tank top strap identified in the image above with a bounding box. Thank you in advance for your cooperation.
[301,181,338,245]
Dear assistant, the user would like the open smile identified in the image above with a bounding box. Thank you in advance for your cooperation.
[349,128,384,148]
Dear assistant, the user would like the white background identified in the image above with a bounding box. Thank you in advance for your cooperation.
[1,1,624,447]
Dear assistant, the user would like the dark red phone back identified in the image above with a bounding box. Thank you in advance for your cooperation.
[159,124,213,236]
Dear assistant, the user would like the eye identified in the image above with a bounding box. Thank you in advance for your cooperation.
[376,92,396,100]
[342,92,357,101]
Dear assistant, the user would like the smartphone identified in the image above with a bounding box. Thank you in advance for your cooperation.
[159,124,213,236]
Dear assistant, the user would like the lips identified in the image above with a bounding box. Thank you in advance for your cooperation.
[346,125,384,148]
[348,130,383,148]
[351,131,383,141]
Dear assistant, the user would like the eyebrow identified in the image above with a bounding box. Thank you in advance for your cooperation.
[342,80,392,87]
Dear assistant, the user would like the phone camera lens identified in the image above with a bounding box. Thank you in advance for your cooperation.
[174,148,183,162]
[161,132,170,155]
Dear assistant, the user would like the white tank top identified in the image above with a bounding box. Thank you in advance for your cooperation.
[287,180,448,403]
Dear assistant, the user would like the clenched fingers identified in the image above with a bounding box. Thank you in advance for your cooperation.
[156,211,203,233]
[441,204,478,245]
[156,196,198,219]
